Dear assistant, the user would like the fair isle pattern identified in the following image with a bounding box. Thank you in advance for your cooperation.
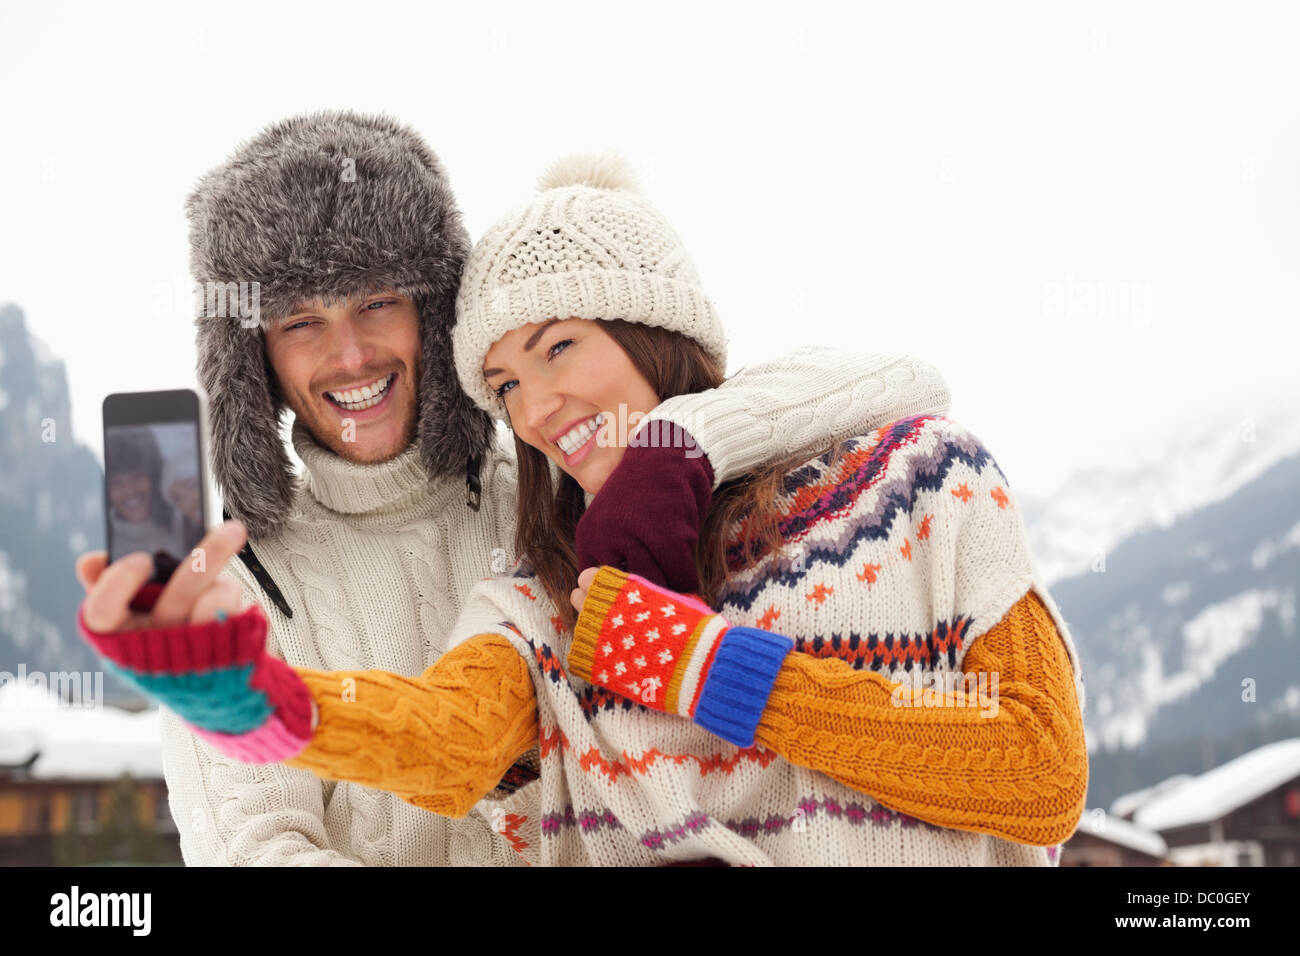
[788,620,974,673]
[643,796,955,851]
[453,415,1086,866]
[642,811,713,850]
[721,413,1005,608]
[715,414,1085,707]
[727,795,950,840]
[540,806,624,837]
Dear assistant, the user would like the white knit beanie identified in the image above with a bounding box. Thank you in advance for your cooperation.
[453,153,728,415]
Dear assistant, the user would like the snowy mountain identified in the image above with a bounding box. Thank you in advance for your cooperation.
[1018,397,1300,586]
[0,303,137,699]
[1045,445,1300,810]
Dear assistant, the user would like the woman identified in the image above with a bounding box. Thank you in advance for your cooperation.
[81,156,1088,865]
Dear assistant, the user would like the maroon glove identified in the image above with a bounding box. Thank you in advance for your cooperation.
[575,422,713,594]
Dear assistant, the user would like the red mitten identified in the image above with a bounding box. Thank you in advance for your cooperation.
[568,566,793,747]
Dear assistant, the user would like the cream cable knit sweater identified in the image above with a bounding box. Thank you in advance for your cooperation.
[158,348,951,865]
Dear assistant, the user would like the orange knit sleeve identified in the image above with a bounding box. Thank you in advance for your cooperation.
[753,589,1088,846]
[284,633,538,819]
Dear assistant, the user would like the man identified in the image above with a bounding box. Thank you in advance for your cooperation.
[80,110,952,865]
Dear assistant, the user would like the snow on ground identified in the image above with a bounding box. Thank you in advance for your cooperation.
[0,679,162,779]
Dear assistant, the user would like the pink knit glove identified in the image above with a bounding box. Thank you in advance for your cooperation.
[78,604,314,763]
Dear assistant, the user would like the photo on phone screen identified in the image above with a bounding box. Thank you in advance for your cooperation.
[103,390,209,585]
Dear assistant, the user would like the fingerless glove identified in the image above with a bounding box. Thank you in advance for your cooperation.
[568,566,793,747]
[78,604,313,764]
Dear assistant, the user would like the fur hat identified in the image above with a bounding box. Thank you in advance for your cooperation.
[186,110,493,539]
[453,152,727,415]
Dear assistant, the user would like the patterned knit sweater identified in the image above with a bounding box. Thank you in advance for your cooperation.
[154,347,954,865]
[286,414,1088,865]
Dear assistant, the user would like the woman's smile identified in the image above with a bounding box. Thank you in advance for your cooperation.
[555,412,607,466]
[483,319,660,495]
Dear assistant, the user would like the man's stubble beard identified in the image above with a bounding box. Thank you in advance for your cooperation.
[293,348,424,466]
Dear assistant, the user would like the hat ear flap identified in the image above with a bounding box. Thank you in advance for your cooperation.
[415,287,496,487]
[197,315,295,539]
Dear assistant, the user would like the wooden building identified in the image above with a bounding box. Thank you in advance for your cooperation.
[1061,809,1168,866]
[0,682,181,865]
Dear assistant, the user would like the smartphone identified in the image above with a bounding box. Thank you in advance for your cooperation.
[102,389,210,609]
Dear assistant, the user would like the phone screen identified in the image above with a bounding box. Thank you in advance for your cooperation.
[104,398,207,584]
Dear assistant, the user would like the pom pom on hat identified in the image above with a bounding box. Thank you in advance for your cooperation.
[537,152,641,194]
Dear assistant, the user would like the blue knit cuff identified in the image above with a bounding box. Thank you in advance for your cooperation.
[693,626,795,747]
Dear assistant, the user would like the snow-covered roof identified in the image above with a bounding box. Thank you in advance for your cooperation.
[1134,737,1300,832]
[0,681,163,780]
[1076,809,1168,858]
[1110,773,1196,819]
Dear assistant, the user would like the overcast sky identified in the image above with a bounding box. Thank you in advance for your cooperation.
[2,0,1298,494]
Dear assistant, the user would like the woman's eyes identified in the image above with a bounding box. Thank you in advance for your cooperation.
[493,339,574,399]
[364,299,396,311]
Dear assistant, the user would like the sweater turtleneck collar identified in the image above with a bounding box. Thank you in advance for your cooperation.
[292,420,454,518]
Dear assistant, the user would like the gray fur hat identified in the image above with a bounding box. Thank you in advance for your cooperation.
[186,110,493,539]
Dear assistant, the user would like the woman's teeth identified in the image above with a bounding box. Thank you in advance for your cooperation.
[557,413,605,455]
[328,374,394,411]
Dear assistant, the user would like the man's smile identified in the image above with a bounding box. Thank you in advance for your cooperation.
[323,372,397,413]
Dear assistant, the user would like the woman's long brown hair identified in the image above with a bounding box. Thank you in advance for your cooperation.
[510,319,846,632]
